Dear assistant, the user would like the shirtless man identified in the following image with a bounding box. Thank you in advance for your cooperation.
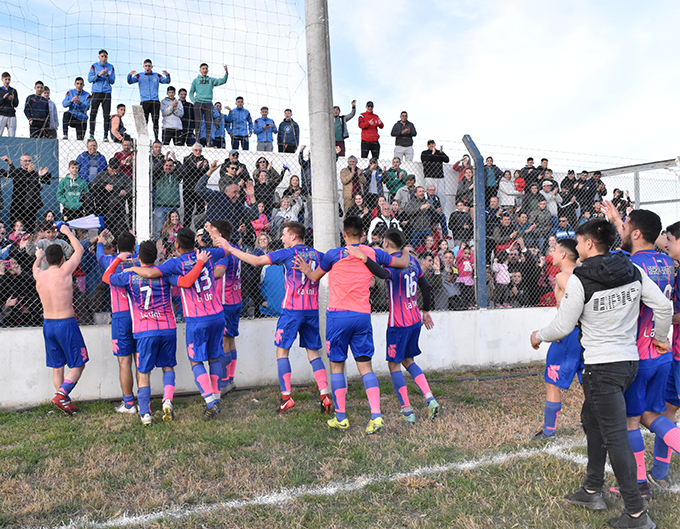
[33,224,87,415]
[532,238,582,440]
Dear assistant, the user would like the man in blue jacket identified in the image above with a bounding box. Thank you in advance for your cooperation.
[127,59,171,142]
[88,50,116,142]
[226,96,253,151]
[278,109,300,153]
[253,106,277,152]
[76,139,107,183]
[62,77,91,141]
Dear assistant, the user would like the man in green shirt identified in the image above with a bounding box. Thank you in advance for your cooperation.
[189,63,228,143]
[384,157,408,199]
[56,160,90,220]
[333,100,355,157]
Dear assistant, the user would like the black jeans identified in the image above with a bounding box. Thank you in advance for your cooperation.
[231,136,249,150]
[581,360,642,514]
[63,112,87,140]
[141,100,161,140]
[193,102,214,140]
[90,93,112,137]
[361,140,380,159]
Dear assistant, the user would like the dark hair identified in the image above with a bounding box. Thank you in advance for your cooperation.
[383,228,405,249]
[419,251,434,260]
[282,221,305,241]
[284,108,292,113]
[117,231,135,252]
[117,103,125,110]
[75,76,84,83]
[210,219,233,242]
[108,157,120,169]
[575,219,616,252]
[557,238,578,262]
[178,88,187,94]
[666,221,680,240]
[261,106,268,111]
[35,80,44,87]
[541,158,548,163]
[199,63,208,68]
[236,96,244,102]
[167,85,175,93]
[144,59,152,64]
[175,227,195,250]
[527,157,534,162]
[343,216,363,238]
[1,72,9,78]
[45,244,64,266]
[39,221,54,233]
[626,209,662,245]
[98,49,108,55]
[138,240,157,265]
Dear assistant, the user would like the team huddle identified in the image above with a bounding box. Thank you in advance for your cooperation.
[35,216,440,434]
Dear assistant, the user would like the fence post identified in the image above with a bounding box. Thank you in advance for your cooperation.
[633,170,640,210]
[462,134,487,309]
[132,105,151,241]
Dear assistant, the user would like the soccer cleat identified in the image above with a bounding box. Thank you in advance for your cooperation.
[114,401,137,414]
[51,393,77,416]
[531,430,556,441]
[564,487,607,510]
[402,412,416,424]
[427,398,441,420]
[278,396,296,413]
[88,135,95,141]
[608,510,656,529]
[140,413,152,426]
[646,471,674,490]
[365,416,384,435]
[320,394,333,414]
[162,399,175,422]
[327,416,350,430]
[102,136,109,143]
[203,403,220,420]
[609,482,652,501]
[221,380,237,396]
[62,135,68,140]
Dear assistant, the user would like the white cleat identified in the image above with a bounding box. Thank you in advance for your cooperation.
[114,401,138,414]
[140,413,153,426]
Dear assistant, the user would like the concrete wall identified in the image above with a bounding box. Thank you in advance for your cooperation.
[0,307,555,410]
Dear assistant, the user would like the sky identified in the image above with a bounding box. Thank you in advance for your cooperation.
[2,0,679,176]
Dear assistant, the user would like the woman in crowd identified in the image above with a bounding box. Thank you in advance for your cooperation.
[251,202,270,240]
[455,168,474,210]
[345,193,371,232]
[159,209,182,245]
[498,170,521,210]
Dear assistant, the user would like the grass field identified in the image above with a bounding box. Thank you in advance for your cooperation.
[1,365,679,528]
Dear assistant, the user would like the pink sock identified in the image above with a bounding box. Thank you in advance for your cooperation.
[664,428,680,453]
[366,387,381,415]
[335,387,346,413]
[196,373,212,398]
[313,367,328,392]
[398,386,411,408]
[283,372,292,394]
[162,385,174,401]
[633,449,647,482]
[413,374,431,396]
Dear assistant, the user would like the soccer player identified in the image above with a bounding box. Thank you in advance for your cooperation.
[103,241,208,425]
[602,204,680,501]
[127,227,227,420]
[350,231,440,423]
[97,230,139,414]
[33,224,88,415]
[532,238,583,441]
[219,221,332,413]
[531,219,671,529]
[294,216,408,434]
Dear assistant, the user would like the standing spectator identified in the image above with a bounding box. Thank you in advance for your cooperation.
[0,72,19,137]
[211,102,227,149]
[41,86,59,139]
[537,158,550,178]
[394,174,417,209]
[218,150,250,191]
[492,252,511,307]
[456,167,474,209]
[483,156,503,205]
[455,244,475,308]
[558,189,581,229]
[361,158,384,211]
[539,180,563,217]
[182,144,209,227]
[160,86,184,146]
[252,165,285,217]
[448,200,473,247]
[298,145,312,195]
[176,88,195,146]
[253,106,277,152]
[522,183,542,213]
[57,160,90,221]
[92,158,131,238]
[113,139,135,180]
[225,96,253,150]
[127,59,170,142]
[498,170,521,209]
[515,212,535,244]
[573,170,597,206]
[109,104,129,144]
[611,188,632,217]
[62,77,91,141]
[88,49,116,141]
[367,202,400,244]
[528,199,554,251]
[194,170,259,229]
[277,109,299,153]
[358,101,383,159]
[404,186,432,247]
[426,184,448,239]
[0,154,51,232]
[150,140,166,175]
[189,63,229,142]
[519,157,539,185]
[153,158,183,238]
[24,81,50,138]
[159,209,182,247]
[592,171,607,201]
[333,100,356,157]
[383,157,408,199]
[76,139,107,183]
[453,154,471,183]
[250,203,270,240]
[340,155,363,213]
[508,271,529,307]
[390,111,417,161]
[345,194,371,233]
[493,213,521,254]
[560,169,580,197]
[421,140,450,202]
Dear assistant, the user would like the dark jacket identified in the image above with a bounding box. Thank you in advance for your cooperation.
[24,95,50,121]
[0,86,19,117]
[420,149,450,179]
[448,210,473,241]
[404,196,431,232]
[92,169,131,214]
[194,174,259,226]
[390,120,417,147]
[277,118,299,146]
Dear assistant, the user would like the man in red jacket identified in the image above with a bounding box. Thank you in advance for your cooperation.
[358,101,383,159]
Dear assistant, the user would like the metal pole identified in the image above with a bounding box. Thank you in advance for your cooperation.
[132,105,151,241]
[462,134,487,309]
[633,170,640,210]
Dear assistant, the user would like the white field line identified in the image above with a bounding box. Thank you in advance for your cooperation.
[51,437,679,529]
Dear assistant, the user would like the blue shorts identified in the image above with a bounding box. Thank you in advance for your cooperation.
[386,323,422,363]
[275,309,322,350]
[223,303,242,338]
[624,357,672,417]
[326,310,374,363]
[544,327,584,390]
[135,333,177,373]
[664,359,680,408]
[43,317,89,369]
[185,314,225,362]
[111,313,136,357]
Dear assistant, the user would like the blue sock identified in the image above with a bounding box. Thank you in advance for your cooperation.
[330,373,347,422]
[219,351,231,389]
[123,393,135,409]
[162,371,175,391]
[362,372,381,420]
[137,386,151,416]
[652,433,672,480]
[58,379,76,397]
[628,428,647,483]
[542,401,561,437]
[277,357,292,394]
[229,349,238,383]
[390,370,409,408]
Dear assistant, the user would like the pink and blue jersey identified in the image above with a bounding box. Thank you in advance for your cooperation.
[384,254,424,328]
[631,249,675,361]
[673,269,680,361]
[97,244,140,315]
[108,271,177,337]
[155,248,226,320]
[268,244,324,311]
[319,244,394,314]
[216,246,242,306]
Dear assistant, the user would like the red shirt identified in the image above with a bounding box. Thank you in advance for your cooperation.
[358,111,384,142]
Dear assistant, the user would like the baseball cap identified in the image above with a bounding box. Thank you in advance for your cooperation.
[567,169,575,175]
[366,101,374,107]
[542,181,552,186]
[229,149,239,155]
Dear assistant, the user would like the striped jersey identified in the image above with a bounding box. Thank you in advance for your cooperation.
[385,253,424,328]
[215,246,242,306]
[267,244,324,311]
[155,248,225,320]
[674,268,680,361]
[97,244,140,316]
